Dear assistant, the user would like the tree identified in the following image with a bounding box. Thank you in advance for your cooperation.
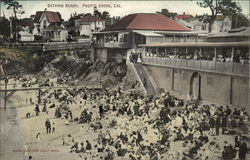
[4,0,24,40]
[231,13,250,29]
[93,8,102,18]
[102,11,110,20]
[197,0,241,32]
[156,9,177,19]
[0,17,10,37]
[3,0,24,18]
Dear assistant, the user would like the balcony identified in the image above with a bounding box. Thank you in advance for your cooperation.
[142,57,249,77]
[93,42,130,48]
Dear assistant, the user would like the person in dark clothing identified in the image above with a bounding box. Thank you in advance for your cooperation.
[70,142,79,152]
[239,141,248,160]
[99,105,104,118]
[42,103,47,113]
[225,106,232,117]
[35,104,40,116]
[209,116,216,135]
[215,115,221,135]
[86,140,92,150]
[68,110,73,122]
[45,119,51,134]
[221,114,228,134]
[136,131,143,146]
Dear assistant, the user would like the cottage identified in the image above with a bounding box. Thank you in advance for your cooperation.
[75,15,105,37]
[33,9,68,42]
[175,15,232,33]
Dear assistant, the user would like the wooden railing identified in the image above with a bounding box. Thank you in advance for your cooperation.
[143,57,249,76]
[3,41,91,52]
[93,42,129,48]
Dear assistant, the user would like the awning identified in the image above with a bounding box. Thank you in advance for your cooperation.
[133,31,164,37]
[138,41,250,47]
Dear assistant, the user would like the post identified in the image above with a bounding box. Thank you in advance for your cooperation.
[185,47,188,67]
[4,78,8,110]
[38,89,41,104]
[10,18,13,39]
[231,47,234,72]
[199,47,202,69]
[214,47,217,70]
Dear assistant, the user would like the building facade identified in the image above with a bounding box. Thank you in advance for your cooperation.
[33,9,68,41]
[92,13,249,108]
[75,15,105,37]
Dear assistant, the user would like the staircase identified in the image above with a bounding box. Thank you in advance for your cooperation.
[133,63,157,96]
[60,61,79,78]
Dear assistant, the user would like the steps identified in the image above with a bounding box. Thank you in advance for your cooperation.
[133,63,157,96]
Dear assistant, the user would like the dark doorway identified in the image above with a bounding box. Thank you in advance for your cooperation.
[190,72,201,100]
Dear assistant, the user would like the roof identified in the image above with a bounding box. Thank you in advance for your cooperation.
[175,14,193,19]
[138,41,250,47]
[215,15,232,21]
[208,27,250,38]
[75,15,105,22]
[104,13,190,32]
[34,11,62,23]
[43,25,66,31]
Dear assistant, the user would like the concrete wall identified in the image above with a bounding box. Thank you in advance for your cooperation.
[143,64,249,107]
[200,73,231,104]
[95,48,108,63]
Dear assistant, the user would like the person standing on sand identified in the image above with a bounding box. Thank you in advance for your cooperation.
[239,139,248,160]
[35,103,40,116]
[52,122,55,132]
[45,119,51,134]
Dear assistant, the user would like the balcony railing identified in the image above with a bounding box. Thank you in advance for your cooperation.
[142,57,249,76]
[93,42,129,48]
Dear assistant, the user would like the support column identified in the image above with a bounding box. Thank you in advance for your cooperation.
[231,47,234,72]
[38,89,42,104]
[185,47,188,67]
[214,47,217,71]
[4,78,8,110]
[199,47,202,69]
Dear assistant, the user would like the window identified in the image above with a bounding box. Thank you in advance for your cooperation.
[202,25,206,31]
[43,20,47,28]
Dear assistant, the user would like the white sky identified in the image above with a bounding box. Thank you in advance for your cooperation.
[1,1,249,20]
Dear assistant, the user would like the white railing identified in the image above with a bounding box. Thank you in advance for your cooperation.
[143,57,249,76]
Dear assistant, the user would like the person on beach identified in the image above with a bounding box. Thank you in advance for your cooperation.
[45,119,51,134]
[35,103,40,116]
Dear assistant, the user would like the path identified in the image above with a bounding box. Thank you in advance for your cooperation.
[0,93,28,160]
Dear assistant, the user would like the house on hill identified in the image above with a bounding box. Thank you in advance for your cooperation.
[174,13,193,20]
[75,15,105,37]
[33,9,68,41]
[91,13,197,63]
[175,15,232,33]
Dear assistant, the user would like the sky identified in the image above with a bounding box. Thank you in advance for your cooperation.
[0,0,249,20]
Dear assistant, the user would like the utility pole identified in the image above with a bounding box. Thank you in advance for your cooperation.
[94,7,97,33]
[10,17,13,39]
[0,1,2,17]
[4,77,8,110]
[3,59,8,110]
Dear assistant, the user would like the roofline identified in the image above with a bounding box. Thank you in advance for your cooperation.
[138,41,250,47]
